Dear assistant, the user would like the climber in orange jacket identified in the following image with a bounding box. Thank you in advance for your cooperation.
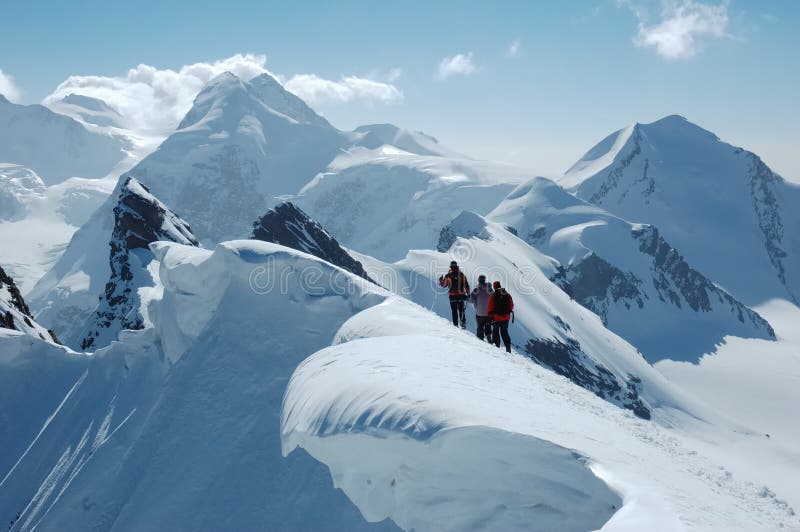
[487,280,514,353]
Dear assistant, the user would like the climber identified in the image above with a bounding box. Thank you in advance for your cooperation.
[469,274,493,341]
[488,280,514,353]
[439,260,470,328]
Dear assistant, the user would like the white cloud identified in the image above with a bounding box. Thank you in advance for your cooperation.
[284,74,403,106]
[43,53,271,133]
[437,52,478,80]
[0,69,22,103]
[42,54,403,133]
[506,39,522,58]
[627,0,730,60]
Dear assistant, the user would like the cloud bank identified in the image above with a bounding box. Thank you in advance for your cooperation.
[0,69,22,103]
[284,74,402,106]
[437,52,478,80]
[43,53,403,133]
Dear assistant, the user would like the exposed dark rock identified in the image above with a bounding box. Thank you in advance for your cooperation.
[0,265,60,343]
[523,336,650,419]
[748,153,796,304]
[633,225,775,337]
[252,202,372,282]
[81,177,197,350]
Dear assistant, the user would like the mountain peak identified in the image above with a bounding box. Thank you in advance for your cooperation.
[636,114,720,143]
[249,72,332,128]
[80,177,198,350]
[251,202,372,282]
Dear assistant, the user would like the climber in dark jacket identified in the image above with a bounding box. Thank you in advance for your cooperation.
[487,281,514,353]
[469,275,493,341]
[439,260,470,328]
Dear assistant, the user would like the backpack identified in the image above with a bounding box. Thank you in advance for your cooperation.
[492,289,511,315]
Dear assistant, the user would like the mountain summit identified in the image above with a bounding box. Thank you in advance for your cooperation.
[560,115,800,306]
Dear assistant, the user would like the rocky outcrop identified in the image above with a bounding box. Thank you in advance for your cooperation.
[80,177,197,350]
[523,336,650,419]
[251,202,372,282]
[0,265,59,343]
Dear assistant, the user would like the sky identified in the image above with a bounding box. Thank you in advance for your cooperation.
[0,0,798,179]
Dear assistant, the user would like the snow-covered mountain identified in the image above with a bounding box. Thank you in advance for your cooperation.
[488,176,775,361]
[79,178,197,350]
[29,71,528,339]
[252,201,372,281]
[350,123,467,158]
[0,94,129,185]
[294,147,527,261]
[6,236,798,531]
[0,265,59,343]
[560,115,800,306]
[123,71,347,243]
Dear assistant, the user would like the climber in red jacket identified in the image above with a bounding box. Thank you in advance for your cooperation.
[439,260,470,328]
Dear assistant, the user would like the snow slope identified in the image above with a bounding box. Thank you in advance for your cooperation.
[0,169,118,293]
[1,240,398,531]
[295,146,527,261]
[282,296,799,531]
[488,176,775,362]
[46,94,126,129]
[560,115,800,306]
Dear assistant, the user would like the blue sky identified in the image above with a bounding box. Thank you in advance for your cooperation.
[1,0,797,178]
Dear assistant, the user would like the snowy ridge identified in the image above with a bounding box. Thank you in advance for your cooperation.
[79,177,197,350]
[353,212,720,418]
[559,115,800,306]
[489,176,775,361]
[281,297,799,531]
[46,94,126,129]
[0,265,59,343]
[350,123,467,158]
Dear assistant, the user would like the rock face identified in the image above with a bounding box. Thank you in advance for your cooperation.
[80,177,197,350]
[560,115,800,307]
[251,202,372,282]
[489,176,775,362]
[0,265,59,343]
